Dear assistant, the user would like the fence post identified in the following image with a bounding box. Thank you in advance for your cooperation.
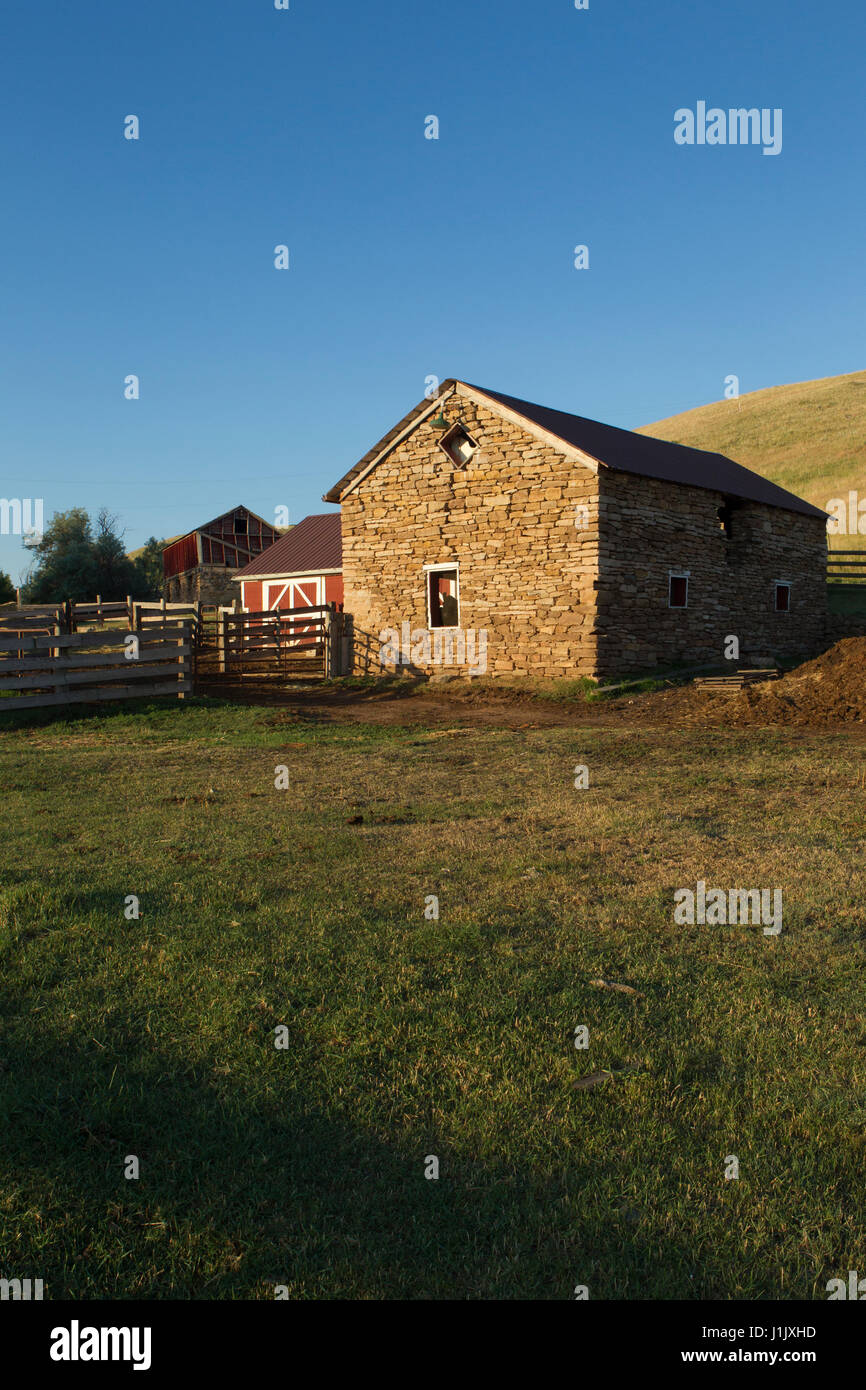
[178,621,188,700]
[218,610,228,674]
[342,613,354,677]
[126,594,133,629]
[327,603,339,678]
[96,594,102,625]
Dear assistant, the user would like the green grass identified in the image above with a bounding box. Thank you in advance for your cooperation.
[1,697,864,1299]
[638,368,866,549]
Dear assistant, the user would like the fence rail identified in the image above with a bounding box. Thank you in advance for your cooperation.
[0,624,192,711]
[218,605,328,676]
[827,551,866,582]
[0,604,65,636]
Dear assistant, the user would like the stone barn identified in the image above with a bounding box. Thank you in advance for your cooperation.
[323,379,827,679]
[162,505,280,605]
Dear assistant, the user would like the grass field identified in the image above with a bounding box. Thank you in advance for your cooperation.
[1,696,864,1299]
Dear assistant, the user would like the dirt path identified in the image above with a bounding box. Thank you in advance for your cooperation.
[194,638,866,735]
[195,668,866,735]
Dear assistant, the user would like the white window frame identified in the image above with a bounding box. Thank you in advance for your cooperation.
[773,579,792,613]
[437,420,479,470]
[424,563,461,630]
[668,570,690,609]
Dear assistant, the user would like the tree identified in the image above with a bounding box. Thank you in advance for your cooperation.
[92,508,144,599]
[130,536,167,599]
[0,571,16,604]
[20,508,152,603]
[21,508,97,602]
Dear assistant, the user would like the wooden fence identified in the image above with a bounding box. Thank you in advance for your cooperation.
[0,604,65,637]
[213,604,352,678]
[827,551,866,582]
[0,598,353,694]
[131,599,203,629]
[218,605,327,676]
[1,597,202,634]
[71,597,133,625]
[326,609,353,678]
[0,624,192,712]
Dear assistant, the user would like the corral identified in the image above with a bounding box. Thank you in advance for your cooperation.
[0,598,353,711]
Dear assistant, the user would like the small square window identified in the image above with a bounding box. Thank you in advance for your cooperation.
[669,574,689,608]
[438,422,478,469]
[427,568,459,628]
[234,516,248,534]
[775,583,790,612]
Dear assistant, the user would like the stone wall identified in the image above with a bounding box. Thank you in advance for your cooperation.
[166,565,240,606]
[340,392,827,679]
[340,395,601,677]
[596,471,827,673]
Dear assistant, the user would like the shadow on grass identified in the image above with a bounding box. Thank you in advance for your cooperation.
[0,696,198,734]
[0,1016,726,1302]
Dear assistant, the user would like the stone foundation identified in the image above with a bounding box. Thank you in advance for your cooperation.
[166,565,241,606]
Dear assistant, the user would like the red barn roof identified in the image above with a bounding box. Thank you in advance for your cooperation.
[234,513,342,579]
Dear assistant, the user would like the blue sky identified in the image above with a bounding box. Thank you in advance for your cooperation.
[1,0,864,583]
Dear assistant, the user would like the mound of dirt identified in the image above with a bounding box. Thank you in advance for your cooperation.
[692,637,866,728]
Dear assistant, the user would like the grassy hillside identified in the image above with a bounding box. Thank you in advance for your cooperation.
[638,370,866,552]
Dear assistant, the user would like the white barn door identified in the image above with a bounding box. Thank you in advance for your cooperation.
[263,577,323,648]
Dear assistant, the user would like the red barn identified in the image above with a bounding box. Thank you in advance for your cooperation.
[233,513,343,612]
[162,505,280,604]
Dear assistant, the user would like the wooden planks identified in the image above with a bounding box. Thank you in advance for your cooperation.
[693,668,780,691]
[0,623,192,712]
[0,627,189,653]
[220,607,327,677]
[0,680,191,711]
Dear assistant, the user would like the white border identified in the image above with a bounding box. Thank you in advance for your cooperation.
[424,562,461,630]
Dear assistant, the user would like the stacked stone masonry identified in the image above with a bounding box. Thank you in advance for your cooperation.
[340,395,827,679]
[165,565,240,607]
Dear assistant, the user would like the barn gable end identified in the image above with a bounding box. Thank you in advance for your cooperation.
[337,387,602,677]
[163,505,280,605]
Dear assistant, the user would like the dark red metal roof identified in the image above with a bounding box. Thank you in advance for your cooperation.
[235,513,342,578]
[467,384,827,519]
[324,380,826,520]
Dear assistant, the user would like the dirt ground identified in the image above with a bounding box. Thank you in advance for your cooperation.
[195,637,866,734]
